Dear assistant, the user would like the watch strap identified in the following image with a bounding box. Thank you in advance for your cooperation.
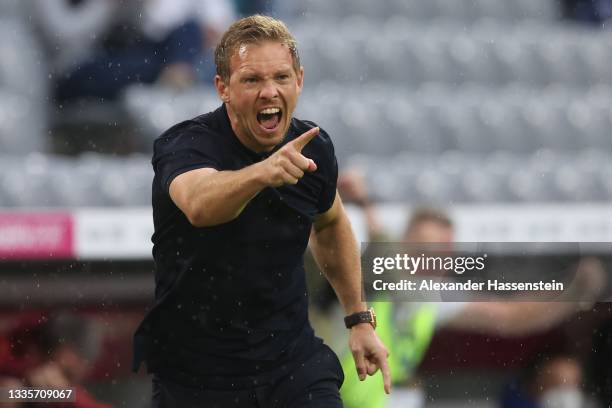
[344,308,376,329]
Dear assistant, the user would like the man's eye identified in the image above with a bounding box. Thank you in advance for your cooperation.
[244,77,258,83]
[277,75,289,81]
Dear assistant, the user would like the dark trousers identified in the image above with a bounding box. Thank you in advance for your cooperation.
[151,344,344,408]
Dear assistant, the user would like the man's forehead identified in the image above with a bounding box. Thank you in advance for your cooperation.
[234,40,291,57]
[229,41,294,72]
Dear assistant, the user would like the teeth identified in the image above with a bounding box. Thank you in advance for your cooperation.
[259,108,280,115]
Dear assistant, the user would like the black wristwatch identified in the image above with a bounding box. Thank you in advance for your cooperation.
[344,308,377,330]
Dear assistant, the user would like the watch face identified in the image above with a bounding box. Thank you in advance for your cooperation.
[369,308,377,329]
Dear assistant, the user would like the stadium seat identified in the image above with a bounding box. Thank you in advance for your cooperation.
[1,147,611,206]
[511,0,558,20]
[0,19,47,154]
[0,0,24,20]
[302,0,558,22]
[123,85,220,138]
[293,17,612,88]
[389,0,437,20]
[0,91,46,154]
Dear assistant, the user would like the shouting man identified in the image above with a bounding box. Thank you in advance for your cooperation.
[133,15,390,407]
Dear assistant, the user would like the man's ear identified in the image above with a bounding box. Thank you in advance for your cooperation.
[214,75,230,103]
[296,66,304,94]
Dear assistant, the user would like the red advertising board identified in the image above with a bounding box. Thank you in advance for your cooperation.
[0,212,74,259]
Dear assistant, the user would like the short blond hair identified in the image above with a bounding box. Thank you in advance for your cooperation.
[214,15,301,82]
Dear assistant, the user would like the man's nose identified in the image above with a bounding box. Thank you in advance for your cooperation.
[259,80,279,99]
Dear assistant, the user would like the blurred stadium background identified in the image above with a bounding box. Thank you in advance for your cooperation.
[1,0,612,406]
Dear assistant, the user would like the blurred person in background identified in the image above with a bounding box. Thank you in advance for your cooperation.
[28,0,235,102]
[233,0,271,16]
[24,313,110,408]
[501,351,586,408]
[0,313,109,408]
[0,376,24,408]
[561,0,612,23]
[323,170,604,408]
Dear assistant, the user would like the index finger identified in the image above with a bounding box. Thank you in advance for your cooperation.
[377,354,391,394]
[291,127,319,152]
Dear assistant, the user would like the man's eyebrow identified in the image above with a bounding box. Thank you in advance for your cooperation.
[238,69,260,77]
[237,66,293,77]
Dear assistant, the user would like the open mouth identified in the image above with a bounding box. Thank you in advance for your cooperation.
[256,107,282,132]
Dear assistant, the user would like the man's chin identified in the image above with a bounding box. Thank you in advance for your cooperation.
[249,133,280,152]
[260,136,284,151]
[254,126,288,146]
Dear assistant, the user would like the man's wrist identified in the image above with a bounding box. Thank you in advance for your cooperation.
[350,322,375,331]
[250,161,272,189]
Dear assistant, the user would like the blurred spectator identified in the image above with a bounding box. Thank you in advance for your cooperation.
[327,170,604,408]
[0,376,24,408]
[26,313,111,408]
[234,0,272,16]
[28,0,235,102]
[0,313,111,408]
[501,352,585,408]
[561,0,612,23]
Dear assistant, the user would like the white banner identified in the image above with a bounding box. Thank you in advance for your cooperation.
[73,208,153,260]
